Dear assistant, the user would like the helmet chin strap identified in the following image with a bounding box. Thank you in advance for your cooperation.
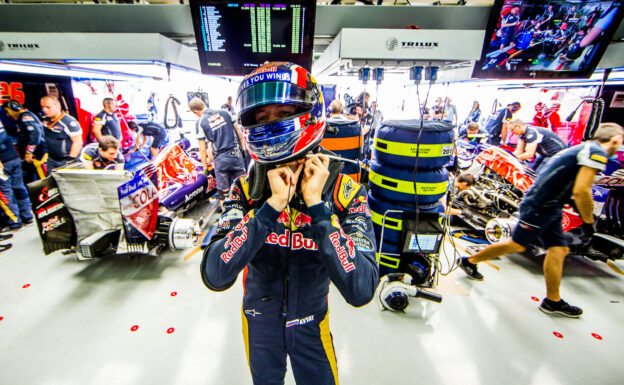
[248,146,344,203]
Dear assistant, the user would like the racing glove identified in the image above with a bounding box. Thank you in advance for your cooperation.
[581,222,596,240]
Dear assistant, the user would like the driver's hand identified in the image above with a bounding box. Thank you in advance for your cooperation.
[267,161,303,211]
[301,155,329,207]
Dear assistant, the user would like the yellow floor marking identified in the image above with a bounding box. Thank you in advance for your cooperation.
[484,261,500,271]
[606,260,624,276]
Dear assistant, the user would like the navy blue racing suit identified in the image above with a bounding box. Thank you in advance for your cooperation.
[201,162,378,385]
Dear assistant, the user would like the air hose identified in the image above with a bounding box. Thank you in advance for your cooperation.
[164,95,182,130]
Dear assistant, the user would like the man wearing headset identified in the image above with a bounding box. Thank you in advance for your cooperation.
[40,96,83,174]
[201,62,378,385]
[485,102,521,146]
[2,100,47,182]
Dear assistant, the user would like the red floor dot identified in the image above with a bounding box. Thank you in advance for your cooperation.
[592,333,603,340]
[170,292,178,297]
[553,332,564,339]
[130,325,139,332]
[22,284,30,289]
[167,327,175,334]
[0,316,4,322]
[531,296,540,302]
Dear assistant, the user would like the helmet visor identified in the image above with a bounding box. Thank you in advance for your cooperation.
[238,81,316,126]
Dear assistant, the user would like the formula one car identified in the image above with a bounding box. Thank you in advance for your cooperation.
[27,142,217,260]
[453,141,624,261]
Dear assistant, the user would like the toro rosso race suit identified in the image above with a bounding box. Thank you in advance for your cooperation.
[201,165,378,385]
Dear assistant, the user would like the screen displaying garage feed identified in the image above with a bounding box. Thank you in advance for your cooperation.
[473,0,624,79]
[190,0,315,75]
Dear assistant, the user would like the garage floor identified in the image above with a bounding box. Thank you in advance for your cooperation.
[1,207,623,385]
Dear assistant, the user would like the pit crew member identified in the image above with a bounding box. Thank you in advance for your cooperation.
[2,99,48,182]
[40,96,82,174]
[127,120,167,158]
[458,122,488,143]
[459,123,624,318]
[189,98,245,208]
[510,119,566,171]
[485,102,521,146]
[80,135,124,170]
[0,119,34,231]
[92,97,121,141]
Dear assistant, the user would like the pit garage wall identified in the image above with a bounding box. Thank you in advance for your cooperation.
[602,85,624,125]
[0,71,77,133]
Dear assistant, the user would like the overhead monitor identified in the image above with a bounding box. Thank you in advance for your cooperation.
[472,0,624,79]
[189,0,316,76]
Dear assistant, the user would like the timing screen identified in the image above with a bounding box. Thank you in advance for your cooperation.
[476,0,621,75]
[195,3,311,75]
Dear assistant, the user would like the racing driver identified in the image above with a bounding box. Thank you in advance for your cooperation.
[201,62,378,385]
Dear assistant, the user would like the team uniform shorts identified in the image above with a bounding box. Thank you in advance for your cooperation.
[512,203,567,249]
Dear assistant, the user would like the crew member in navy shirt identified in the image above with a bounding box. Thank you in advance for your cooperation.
[189,98,245,208]
[40,96,83,174]
[485,102,521,145]
[0,119,34,232]
[459,123,624,318]
[510,119,566,171]
[128,121,167,158]
[80,135,124,170]
[92,98,121,141]
[2,100,47,182]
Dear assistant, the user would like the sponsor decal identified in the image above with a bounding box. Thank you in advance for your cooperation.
[343,179,355,200]
[221,213,252,263]
[41,215,67,234]
[351,232,374,252]
[348,202,372,216]
[2,42,40,50]
[244,309,262,317]
[38,186,59,203]
[221,227,248,263]
[218,209,244,228]
[385,37,398,51]
[286,315,314,328]
[185,185,204,202]
[277,209,312,230]
[36,202,65,219]
[329,232,356,273]
[118,173,159,240]
[22,115,35,122]
[265,230,318,250]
